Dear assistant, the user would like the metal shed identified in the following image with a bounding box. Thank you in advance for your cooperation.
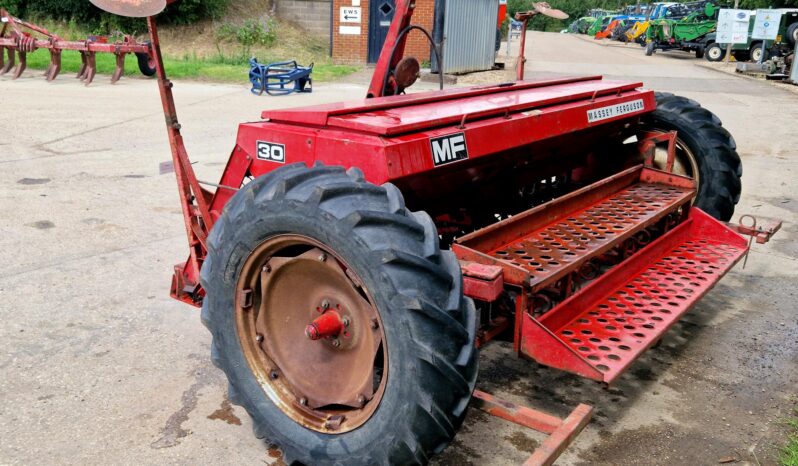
[433,0,499,74]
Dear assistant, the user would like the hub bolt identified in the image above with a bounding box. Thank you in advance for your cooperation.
[321,299,330,310]
[318,253,327,262]
[357,394,366,407]
[370,319,379,330]
[255,334,264,342]
[331,339,341,348]
[342,317,350,327]
[262,264,271,273]
[300,397,308,406]
[269,370,279,380]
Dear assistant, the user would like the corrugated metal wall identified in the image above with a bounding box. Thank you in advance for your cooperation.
[440,0,498,73]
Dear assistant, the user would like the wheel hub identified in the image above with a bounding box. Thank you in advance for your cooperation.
[235,236,387,433]
[648,131,700,189]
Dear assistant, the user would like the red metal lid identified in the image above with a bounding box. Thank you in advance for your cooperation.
[262,76,644,136]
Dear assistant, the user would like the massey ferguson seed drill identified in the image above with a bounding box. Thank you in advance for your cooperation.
[78,0,780,464]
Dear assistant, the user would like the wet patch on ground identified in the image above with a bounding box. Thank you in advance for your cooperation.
[150,361,222,449]
[504,431,539,453]
[17,177,51,185]
[207,397,241,425]
[26,220,54,229]
[576,424,751,466]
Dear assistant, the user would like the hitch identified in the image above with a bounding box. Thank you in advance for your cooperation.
[726,215,782,245]
[726,214,783,268]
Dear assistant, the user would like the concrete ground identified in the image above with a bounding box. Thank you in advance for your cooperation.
[0,31,796,465]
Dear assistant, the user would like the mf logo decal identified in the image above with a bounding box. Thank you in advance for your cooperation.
[256,141,286,163]
[430,133,468,167]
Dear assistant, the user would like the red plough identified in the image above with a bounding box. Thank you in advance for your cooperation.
[0,8,155,85]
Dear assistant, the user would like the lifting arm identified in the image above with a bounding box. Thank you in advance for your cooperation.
[366,0,417,98]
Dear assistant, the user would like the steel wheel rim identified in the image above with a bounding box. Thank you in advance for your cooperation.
[708,47,722,60]
[752,47,761,62]
[648,130,701,190]
[235,234,387,434]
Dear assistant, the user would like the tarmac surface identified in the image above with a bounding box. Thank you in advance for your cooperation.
[1,31,796,465]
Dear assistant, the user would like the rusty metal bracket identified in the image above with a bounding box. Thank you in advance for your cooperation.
[726,214,782,245]
[726,214,782,268]
[639,130,677,171]
[461,261,504,302]
[472,390,592,465]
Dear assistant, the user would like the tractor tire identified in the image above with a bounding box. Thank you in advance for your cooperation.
[645,41,656,56]
[731,50,750,62]
[705,43,725,62]
[201,163,478,465]
[787,22,798,47]
[135,52,156,77]
[641,93,742,221]
[695,46,705,59]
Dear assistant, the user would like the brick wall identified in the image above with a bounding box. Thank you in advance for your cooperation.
[404,0,434,63]
[332,0,436,64]
[332,0,369,64]
[277,0,332,40]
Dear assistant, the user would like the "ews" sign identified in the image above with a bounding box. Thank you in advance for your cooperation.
[430,133,468,167]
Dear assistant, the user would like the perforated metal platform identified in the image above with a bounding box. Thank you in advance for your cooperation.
[454,166,695,291]
[491,182,690,287]
[522,209,748,383]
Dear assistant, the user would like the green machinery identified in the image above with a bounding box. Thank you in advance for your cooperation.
[645,2,718,57]
[703,9,798,62]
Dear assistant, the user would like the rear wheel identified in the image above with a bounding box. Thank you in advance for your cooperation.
[135,52,156,76]
[705,43,724,62]
[640,93,742,221]
[201,163,478,465]
[750,42,768,62]
[695,45,705,59]
[787,22,798,46]
[731,50,750,62]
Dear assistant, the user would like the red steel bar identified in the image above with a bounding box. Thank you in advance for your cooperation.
[472,390,593,466]
[523,403,593,466]
[0,37,149,54]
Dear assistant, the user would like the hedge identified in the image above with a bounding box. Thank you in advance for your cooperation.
[0,0,230,32]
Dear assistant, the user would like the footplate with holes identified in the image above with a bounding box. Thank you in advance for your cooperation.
[521,209,748,383]
[453,165,696,292]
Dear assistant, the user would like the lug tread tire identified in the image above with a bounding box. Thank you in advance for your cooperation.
[200,163,478,465]
[135,52,156,77]
[787,23,798,47]
[645,92,742,221]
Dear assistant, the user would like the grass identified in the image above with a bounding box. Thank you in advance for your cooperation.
[15,16,358,84]
[23,50,357,83]
[782,408,798,466]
